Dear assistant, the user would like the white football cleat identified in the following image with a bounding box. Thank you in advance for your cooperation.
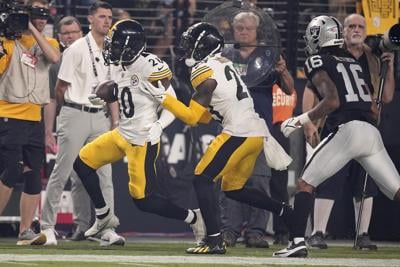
[100,229,125,247]
[85,213,120,237]
[16,229,47,246]
[190,209,206,245]
[42,228,57,246]
[272,241,308,257]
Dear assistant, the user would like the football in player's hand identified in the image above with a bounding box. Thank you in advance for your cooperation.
[94,80,118,103]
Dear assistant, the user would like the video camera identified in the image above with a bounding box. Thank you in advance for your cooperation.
[0,0,29,39]
[366,23,400,55]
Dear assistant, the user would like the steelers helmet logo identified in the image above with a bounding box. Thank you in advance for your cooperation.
[131,74,139,86]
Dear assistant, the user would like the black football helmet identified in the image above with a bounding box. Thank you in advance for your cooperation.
[103,19,146,66]
[177,22,224,67]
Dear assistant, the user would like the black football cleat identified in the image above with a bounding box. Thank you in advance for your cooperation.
[186,235,226,254]
[355,233,377,250]
[307,231,328,249]
[272,241,308,258]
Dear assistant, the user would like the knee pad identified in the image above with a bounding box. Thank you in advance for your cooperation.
[23,170,41,195]
[1,161,23,189]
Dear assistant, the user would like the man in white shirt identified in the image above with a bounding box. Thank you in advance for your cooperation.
[40,1,123,246]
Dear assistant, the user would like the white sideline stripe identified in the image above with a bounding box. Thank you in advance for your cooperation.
[1,254,400,266]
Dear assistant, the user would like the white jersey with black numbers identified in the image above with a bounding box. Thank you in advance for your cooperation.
[110,52,172,145]
[190,53,269,137]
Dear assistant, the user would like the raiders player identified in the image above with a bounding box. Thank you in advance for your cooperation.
[72,19,206,244]
[273,15,400,257]
[142,22,293,254]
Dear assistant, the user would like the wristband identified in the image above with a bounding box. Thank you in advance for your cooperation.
[298,113,311,125]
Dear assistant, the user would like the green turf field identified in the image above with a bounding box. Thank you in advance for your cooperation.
[0,239,400,267]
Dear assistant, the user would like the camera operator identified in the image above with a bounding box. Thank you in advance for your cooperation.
[305,13,395,250]
[0,0,60,245]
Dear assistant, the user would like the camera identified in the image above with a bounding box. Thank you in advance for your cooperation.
[365,23,400,55]
[0,0,29,39]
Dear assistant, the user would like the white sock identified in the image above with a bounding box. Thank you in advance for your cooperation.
[184,209,195,224]
[209,233,220,237]
[354,197,373,235]
[312,198,334,235]
[293,237,305,244]
[95,206,109,217]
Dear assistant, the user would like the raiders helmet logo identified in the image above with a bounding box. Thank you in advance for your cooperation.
[309,26,320,40]
[130,74,139,86]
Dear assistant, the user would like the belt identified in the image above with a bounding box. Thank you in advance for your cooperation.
[63,102,103,113]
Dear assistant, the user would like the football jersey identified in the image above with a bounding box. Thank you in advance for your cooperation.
[190,53,268,137]
[110,52,172,145]
[304,49,375,131]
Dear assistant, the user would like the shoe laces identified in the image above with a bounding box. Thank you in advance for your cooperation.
[18,229,33,239]
[311,231,324,240]
[357,233,371,243]
[53,229,60,238]
[202,235,223,247]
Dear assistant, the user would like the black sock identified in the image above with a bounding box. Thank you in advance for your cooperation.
[73,156,106,209]
[134,194,188,220]
[224,187,285,214]
[290,191,314,240]
[97,209,110,219]
[190,209,197,224]
[193,174,220,235]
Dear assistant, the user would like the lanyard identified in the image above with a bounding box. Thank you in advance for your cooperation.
[85,35,98,78]
[85,34,111,82]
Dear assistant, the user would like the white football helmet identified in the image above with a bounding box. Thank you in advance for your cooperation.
[304,15,344,56]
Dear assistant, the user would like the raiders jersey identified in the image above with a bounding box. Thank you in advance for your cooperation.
[190,53,268,137]
[304,49,375,131]
[110,52,172,145]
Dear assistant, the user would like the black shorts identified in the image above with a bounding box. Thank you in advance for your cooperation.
[315,160,379,200]
[0,118,44,183]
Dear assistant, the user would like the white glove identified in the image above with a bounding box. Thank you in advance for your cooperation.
[88,93,105,106]
[281,113,311,137]
[141,80,167,103]
[148,121,163,145]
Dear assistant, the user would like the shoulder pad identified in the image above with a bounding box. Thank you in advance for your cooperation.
[304,54,330,81]
[190,62,214,89]
[143,53,172,82]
